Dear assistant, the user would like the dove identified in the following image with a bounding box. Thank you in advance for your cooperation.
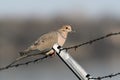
[19,25,73,56]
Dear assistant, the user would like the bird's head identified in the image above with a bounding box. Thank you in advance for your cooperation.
[60,25,72,33]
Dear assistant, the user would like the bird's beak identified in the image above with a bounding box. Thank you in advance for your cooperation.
[71,30,76,33]
[71,29,76,33]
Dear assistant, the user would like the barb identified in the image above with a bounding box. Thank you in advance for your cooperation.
[87,72,120,80]
[6,49,51,68]
[0,49,51,71]
[62,32,120,51]
[0,55,49,71]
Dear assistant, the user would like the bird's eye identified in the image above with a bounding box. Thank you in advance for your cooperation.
[66,27,68,29]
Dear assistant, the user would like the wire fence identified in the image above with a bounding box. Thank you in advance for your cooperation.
[0,32,120,80]
[0,55,49,71]
[61,32,120,51]
[87,72,120,80]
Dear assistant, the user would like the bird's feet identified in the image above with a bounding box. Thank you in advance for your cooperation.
[49,52,56,57]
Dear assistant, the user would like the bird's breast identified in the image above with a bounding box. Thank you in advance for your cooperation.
[57,32,66,46]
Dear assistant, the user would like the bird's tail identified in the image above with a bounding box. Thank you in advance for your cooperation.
[19,45,37,56]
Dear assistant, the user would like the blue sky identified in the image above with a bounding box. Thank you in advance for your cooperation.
[0,0,120,17]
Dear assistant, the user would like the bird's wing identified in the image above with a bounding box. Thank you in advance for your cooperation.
[33,31,58,51]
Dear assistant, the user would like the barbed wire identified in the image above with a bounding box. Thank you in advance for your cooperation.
[0,55,49,71]
[6,49,51,68]
[0,32,120,80]
[87,72,120,80]
[0,49,52,71]
[62,32,120,51]
[59,32,120,80]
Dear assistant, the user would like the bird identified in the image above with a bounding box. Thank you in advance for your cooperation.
[19,25,73,56]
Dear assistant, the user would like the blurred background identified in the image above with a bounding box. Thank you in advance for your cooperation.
[0,0,120,80]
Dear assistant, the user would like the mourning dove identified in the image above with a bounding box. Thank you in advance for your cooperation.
[19,25,73,56]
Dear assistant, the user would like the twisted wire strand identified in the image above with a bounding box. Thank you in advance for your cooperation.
[0,49,51,71]
[87,72,120,80]
[0,55,49,71]
[62,32,120,51]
